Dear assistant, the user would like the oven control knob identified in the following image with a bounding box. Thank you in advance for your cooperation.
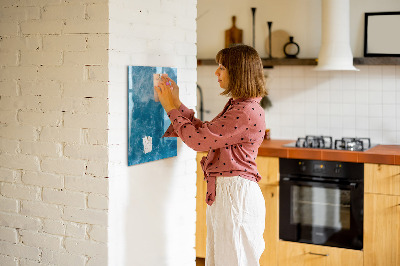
[334,167,341,174]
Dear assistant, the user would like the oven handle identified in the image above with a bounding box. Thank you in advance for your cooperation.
[281,177,358,188]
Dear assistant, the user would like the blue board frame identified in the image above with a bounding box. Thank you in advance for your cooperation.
[128,66,177,166]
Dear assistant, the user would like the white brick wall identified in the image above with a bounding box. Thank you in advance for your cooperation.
[0,1,109,265]
[108,0,197,265]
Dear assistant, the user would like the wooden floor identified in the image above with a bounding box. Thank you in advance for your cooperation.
[196,257,205,266]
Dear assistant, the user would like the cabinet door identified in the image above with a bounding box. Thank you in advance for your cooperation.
[256,156,279,186]
[278,241,363,266]
[259,185,279,266]
[196,152,208,258]
[364,193,400,266]
[365,163,400,196]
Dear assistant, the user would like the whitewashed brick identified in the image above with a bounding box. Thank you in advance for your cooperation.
[63,207,107,226]
[0,125,37,141]
[22,171,63,189]
[1,154,41,171]
[86,34,108,52]
[0,168,16,182]
[64,144,108,161]
[0,138,19,154]
[0,6,40,21]
[19,259,42,266]
[21,200,63,219]
[43,188,86,208]
[0,241,40,261]
[86,255,107,266]
[0,196,18,213]
[0,66,38,81]
[65,222,86,239]
[65,238,107,256]
[0,81,17,96]
[20,21,62,35]
[88,194,108,210]
[20,230,62,251]
[86,3,108,20]
[0,183,41,201]
[0,22,18,36]
[41,158,86,176]
[37,66,85,82]
[41,248,86,266]
[63,81,108,98]
[0,254,17,266]
[42,4,85,20]
[37,96,85,113]
[65,175,108,194]
[20,51,62,66]
[83,129,108,145]
[0,110,17,124]
[0,212,42,230]
[20,141,62,157]
[64,113,108,129]
[82,98,109,114]
[64,50,108,66]
[0,226,18,243]
[86,161,108,178]
[0,36,42,52]
[18,111,62,127]
[87,65,108,82]
[88,225,107,243]
[63,20,108,34]
[43,219,66,236]
[40,127,81,144]
[0,51,18,66]
[42,35,86,51]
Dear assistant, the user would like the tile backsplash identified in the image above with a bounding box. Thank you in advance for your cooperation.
[197,65,400,145]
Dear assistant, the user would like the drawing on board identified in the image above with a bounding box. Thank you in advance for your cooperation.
[128,66,177,166]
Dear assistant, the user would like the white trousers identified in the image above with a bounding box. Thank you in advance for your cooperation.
[205,176,266,266]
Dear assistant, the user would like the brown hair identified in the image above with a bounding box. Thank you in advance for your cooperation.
[215,45,267,99]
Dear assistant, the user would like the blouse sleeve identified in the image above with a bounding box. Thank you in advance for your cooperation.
[166,106,253,152]
[163,103,204,137]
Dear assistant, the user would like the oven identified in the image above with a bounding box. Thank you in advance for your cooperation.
[279,158,364,250]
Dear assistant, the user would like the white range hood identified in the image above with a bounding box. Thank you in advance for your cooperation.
[314,0,359,71]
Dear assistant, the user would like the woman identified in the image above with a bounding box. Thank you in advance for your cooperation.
[155,45,267,266]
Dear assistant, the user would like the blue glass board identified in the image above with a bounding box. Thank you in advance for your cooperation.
[128,66,177,166]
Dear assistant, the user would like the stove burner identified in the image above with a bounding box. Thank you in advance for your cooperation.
[291,136,372,151]
[295,135,333,149]
[334,137,371,151]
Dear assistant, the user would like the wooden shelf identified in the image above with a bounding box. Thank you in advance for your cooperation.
[197,57,400,68]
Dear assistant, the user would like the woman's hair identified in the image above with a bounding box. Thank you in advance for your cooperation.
[215,45,267,99]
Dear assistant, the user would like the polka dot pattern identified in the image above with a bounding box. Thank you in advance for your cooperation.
[164,98,266,206]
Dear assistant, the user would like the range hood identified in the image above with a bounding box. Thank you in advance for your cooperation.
[314,0,359,71]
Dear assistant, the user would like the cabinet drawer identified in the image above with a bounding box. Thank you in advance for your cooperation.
[365,164,400,196]
[278,241,363,266]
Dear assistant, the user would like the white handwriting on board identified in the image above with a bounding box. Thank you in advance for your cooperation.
[143,136,152,154]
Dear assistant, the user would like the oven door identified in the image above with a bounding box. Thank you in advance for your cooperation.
[279,177,363,250]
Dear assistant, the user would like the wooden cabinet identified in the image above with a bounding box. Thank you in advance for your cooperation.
[278,241,363,266]
[364,163,400,196]
[364,163,400,266]
[196,152,208,258]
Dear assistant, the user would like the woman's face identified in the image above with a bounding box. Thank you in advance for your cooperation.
[215,64,229,89]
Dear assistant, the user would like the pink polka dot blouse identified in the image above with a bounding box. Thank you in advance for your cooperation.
[163,97,266,206]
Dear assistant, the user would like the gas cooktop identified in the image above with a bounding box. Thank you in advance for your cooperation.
[283,135,376,152]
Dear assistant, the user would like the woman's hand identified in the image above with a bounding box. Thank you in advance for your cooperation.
[155,80,176,113]
[163,76,181,109]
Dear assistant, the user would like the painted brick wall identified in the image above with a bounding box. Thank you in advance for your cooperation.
[108,0,198,265]
[0,1,109,265]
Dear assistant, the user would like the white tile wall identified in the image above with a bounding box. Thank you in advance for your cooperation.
[197,65,400,144]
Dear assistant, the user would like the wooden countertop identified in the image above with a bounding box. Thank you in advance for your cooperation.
[258,139,400,165]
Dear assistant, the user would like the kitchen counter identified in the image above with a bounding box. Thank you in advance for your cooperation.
[258,139,400,165]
